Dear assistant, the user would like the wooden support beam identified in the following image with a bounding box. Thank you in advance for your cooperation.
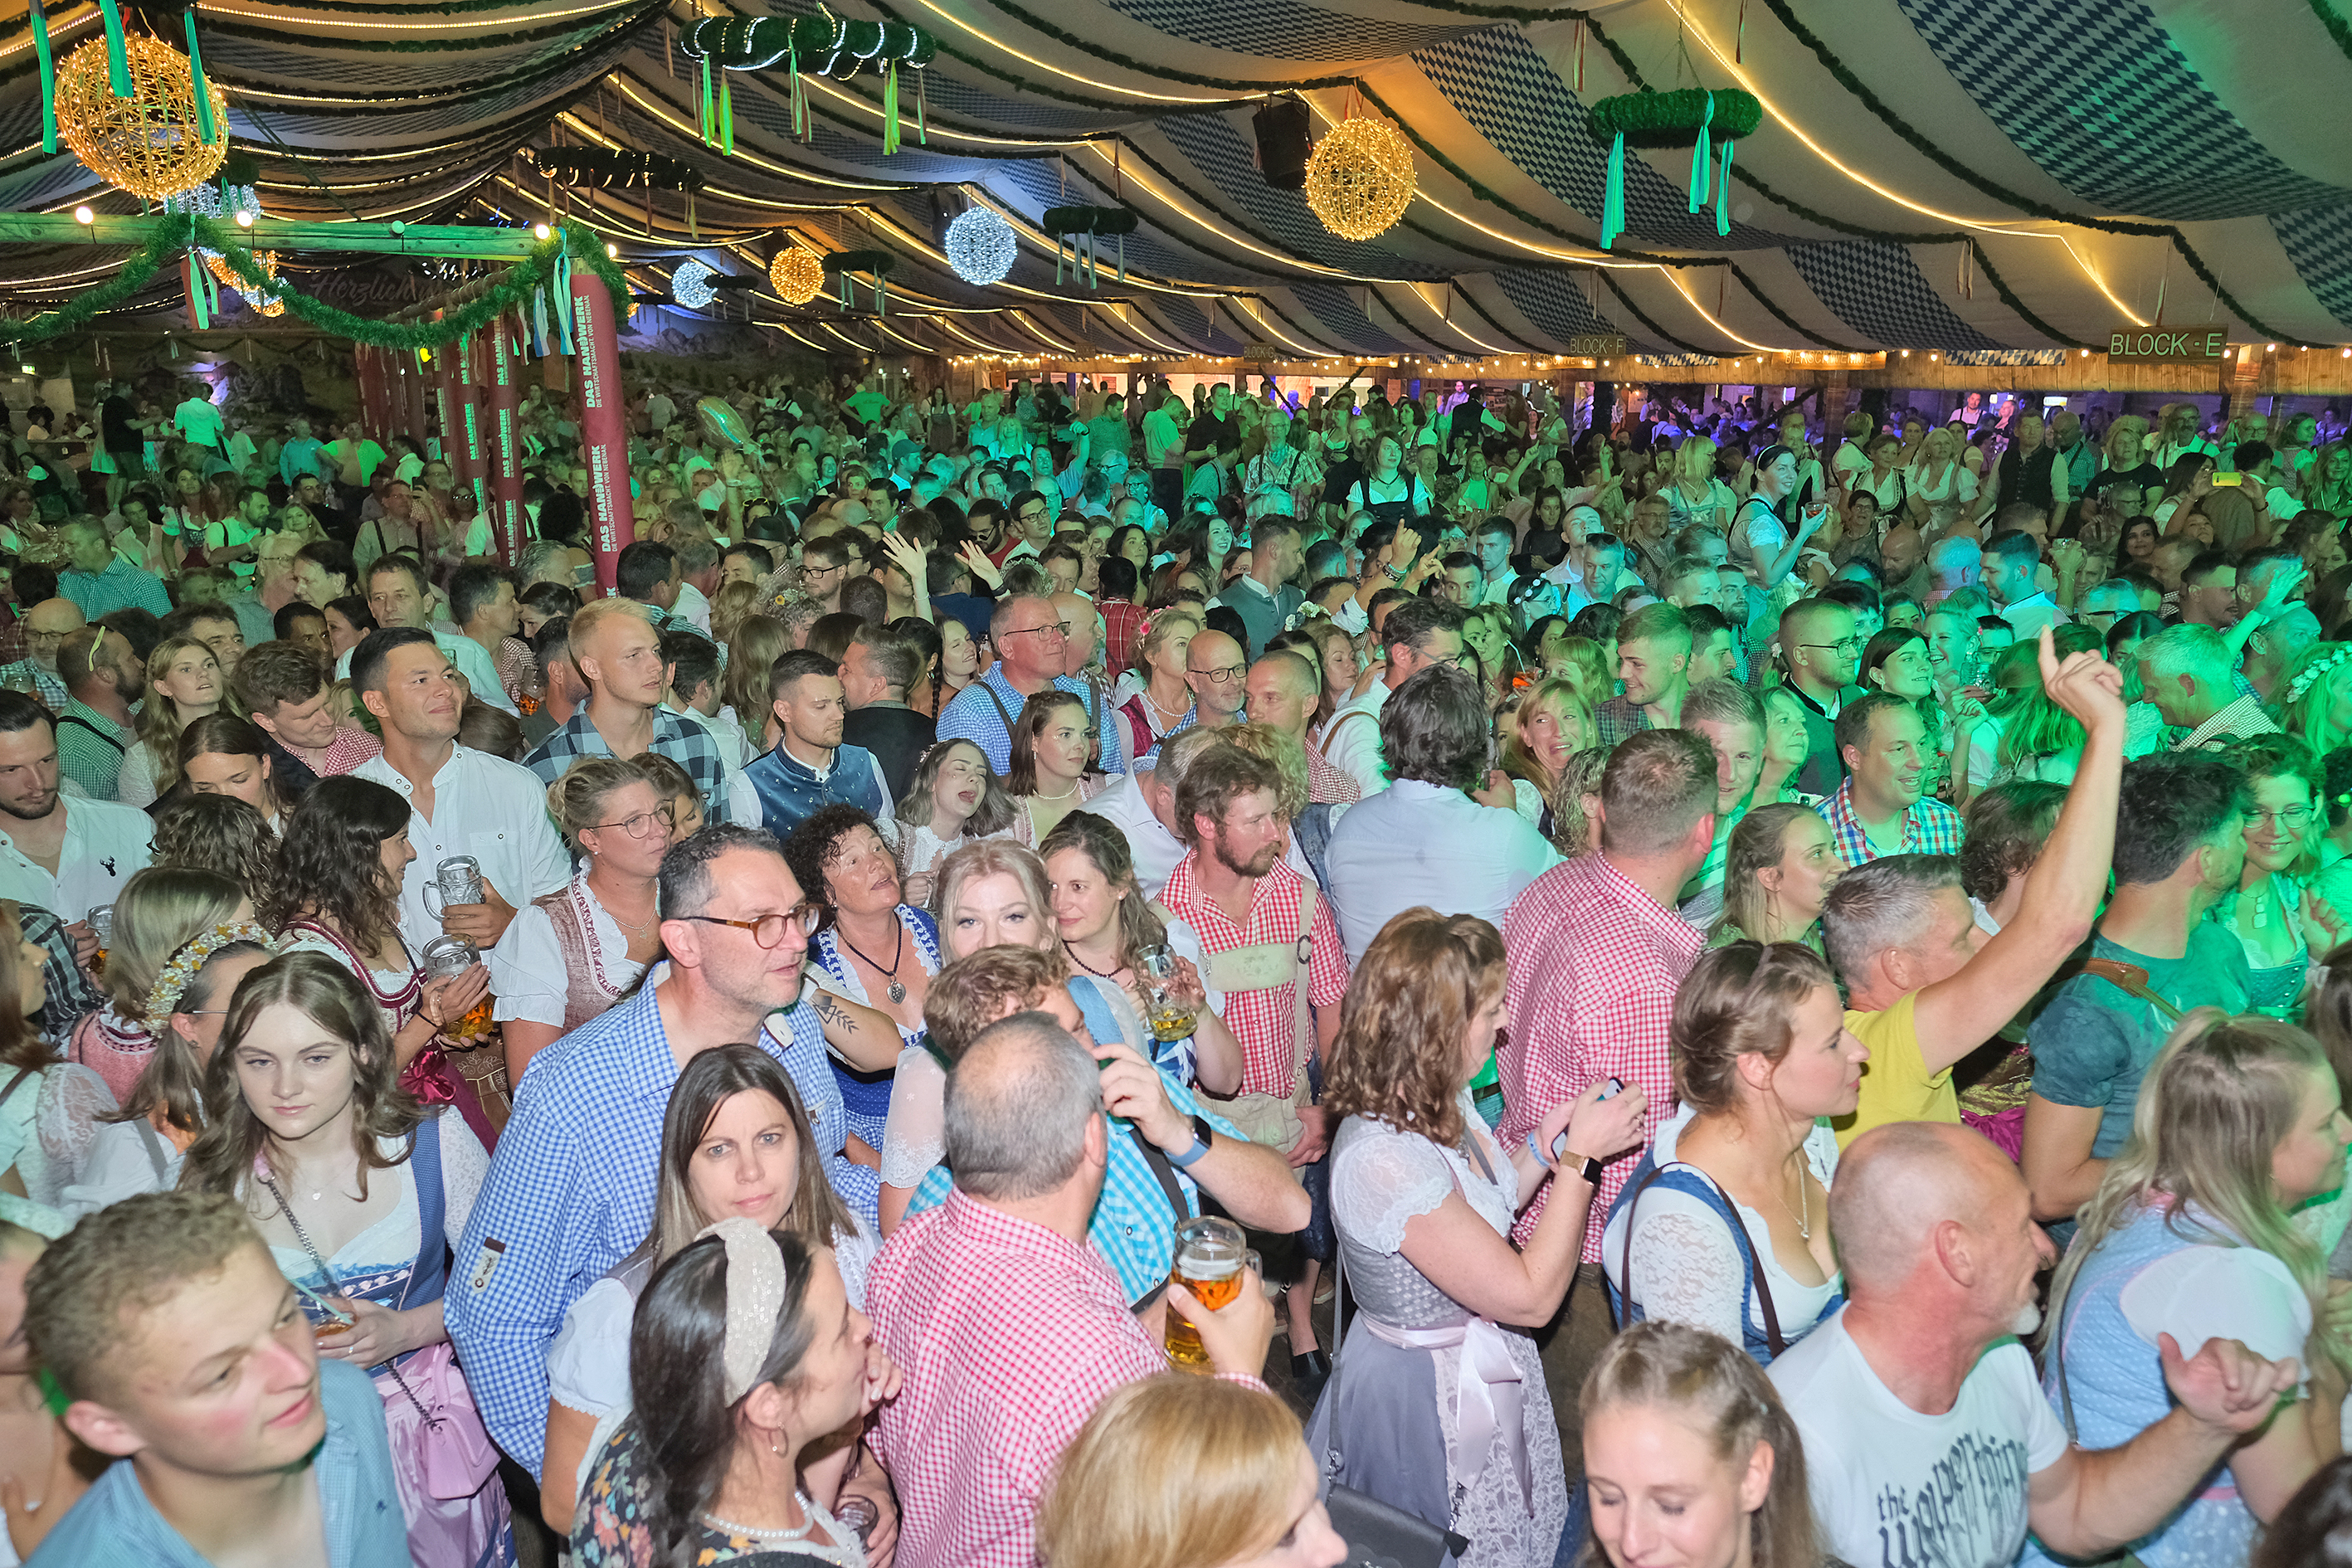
[0,213,542,260]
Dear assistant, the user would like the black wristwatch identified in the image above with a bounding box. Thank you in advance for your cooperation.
[1166,1113,1215,1168]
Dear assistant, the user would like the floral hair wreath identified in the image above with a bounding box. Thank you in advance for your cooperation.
[2285,644,2352,709]
[144,921,275,1029]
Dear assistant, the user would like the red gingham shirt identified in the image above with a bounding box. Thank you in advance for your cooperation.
[318,723,383,776]
[868,1191,1219,1568]
[1305,738,1361,804]
[1498,853,1703,1258]
[1102,599,1149,678]
[1157,851,1349,1095]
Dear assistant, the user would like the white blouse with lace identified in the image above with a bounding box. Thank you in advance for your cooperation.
[1598,1102,1841,1346]
[1329,1089,1521,1261]
[0,1063,117,1237]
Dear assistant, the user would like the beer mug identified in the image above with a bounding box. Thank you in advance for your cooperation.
[86,903,114,977]
[420,936,491,1042]
[1137,944,1195,1045]
[420,856,485,922]
[1164,1216,1258,1371]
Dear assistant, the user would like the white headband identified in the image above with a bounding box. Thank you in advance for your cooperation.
[697,1216,791,1405]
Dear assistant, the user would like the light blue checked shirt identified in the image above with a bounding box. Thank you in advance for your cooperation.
[523,705,733,825]
[905,1064,1242,1307]
[935,668,1132,777]
[29,1359,403,1568]
[442,970,860,1477]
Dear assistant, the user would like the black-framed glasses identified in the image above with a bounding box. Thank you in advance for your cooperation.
[1187,663,1246,684]
[1003,625,1065,642]
[589,804,675,840]
[677,902,823,947]
[1799,637,1863,655]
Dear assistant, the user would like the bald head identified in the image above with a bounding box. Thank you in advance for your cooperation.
[1244,649,1320,739]
[1829,1121,2022,1292]
[1051,591,1099,672]
[25,598,84,673]
[944,1012,1105,1204]
[1184,629,1248,720]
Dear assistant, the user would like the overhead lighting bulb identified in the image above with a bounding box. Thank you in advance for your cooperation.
[234,209,254,228]
[533,222,553,241]
[607,242,618,258]
[71,205,93,225]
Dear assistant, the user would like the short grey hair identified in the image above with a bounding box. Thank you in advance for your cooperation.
[517,539,571,587]
[1820,854,1965,985]
[1147,724,1226,803]
[2135,621,2234,688]
[946,1012,1103,1201]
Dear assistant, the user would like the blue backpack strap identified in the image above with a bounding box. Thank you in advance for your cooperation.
[1613,1156,1788,1361]
[393,1113,446,1313]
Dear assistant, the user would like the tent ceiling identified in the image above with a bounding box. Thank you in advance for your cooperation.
[7,0,2352,364]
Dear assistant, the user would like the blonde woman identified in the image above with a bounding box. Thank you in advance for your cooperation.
[66,867,251,1104]
[1115,608,1201,762]
[1902,426,1979,538]
[2276,642,2352,757]
[1500,677,1598,833]
[115,635,224,807]
[2036,1011,2347,1568]
[1666,436,1737,533]
[1039,1375,1346,1568]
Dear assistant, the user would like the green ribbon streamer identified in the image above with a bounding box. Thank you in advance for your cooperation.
[1688,92,1713,215]
[185,257,208,330]
[28,0,54,154]
[1600,131,1625,251]
[699,55,713,144]
[95,0,129,95]
[718,67,733,155]
[881,60,899,155]
[184,13,217,146]
[1717,139,1732,238]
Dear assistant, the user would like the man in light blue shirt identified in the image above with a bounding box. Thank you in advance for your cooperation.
[24,1191,406,1568]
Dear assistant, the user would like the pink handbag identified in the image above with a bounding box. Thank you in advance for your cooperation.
[389,1341,502,1501]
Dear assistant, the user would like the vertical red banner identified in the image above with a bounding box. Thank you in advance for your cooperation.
[428,315,459,465]
[394,348,429,447]
[454,331,489,524]
[488,314,524,564]
[570,266,630,596]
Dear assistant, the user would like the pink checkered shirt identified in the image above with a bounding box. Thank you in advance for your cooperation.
[1102,600,1149,678]
[318,723,383,776]
[1306,738,1361,804]
[1498,853,1703,1258]
[867,1191,1185,1568]
[1156,851,1349,1095]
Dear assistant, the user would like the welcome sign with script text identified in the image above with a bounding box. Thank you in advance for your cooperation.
[2107,328,2229,364]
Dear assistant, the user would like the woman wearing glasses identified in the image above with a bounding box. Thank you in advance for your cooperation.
[1004,689,1110,850]
[2221,737,2342,1020]
[492,758,673,1079]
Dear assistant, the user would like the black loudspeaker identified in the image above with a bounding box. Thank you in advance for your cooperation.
[1254,97,1312,190]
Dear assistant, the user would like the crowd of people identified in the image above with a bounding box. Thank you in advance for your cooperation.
[9,365,2352,1568]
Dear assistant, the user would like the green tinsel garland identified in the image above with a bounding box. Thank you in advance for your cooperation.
[0,217,631,347]
[1587,88,1762,148]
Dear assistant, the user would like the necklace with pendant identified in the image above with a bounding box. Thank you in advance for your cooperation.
[839,918,908,1004]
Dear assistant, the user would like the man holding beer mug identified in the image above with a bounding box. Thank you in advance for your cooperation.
[870,1012,1277,1568]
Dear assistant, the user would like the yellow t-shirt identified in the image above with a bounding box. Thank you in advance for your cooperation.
[1833,990,1957,1147]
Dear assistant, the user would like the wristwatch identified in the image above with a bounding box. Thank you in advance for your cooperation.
[1560,1148,1605,1186]
[1166,1113,1215,1169]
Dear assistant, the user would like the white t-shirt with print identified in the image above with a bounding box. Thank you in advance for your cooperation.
[1769,1307,2070,1568]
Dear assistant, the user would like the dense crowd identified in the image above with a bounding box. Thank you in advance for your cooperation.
[6,367,2352,1568]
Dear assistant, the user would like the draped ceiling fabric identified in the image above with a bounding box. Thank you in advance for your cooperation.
[5,0,2352,363]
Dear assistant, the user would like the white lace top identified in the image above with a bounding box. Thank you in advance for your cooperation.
[1328,1090,1520,1331]
[0,1063,117,1237]
[1598,1102,1841,1345]
[261,1122,490,1293]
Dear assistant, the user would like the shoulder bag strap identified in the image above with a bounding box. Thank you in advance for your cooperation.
[2079,957,2185,1024]
[1289,881,1317,1096]
[975,677,1017,744]
[56,713,125,755]
[133,1113,171,1182]
[0,1065,35,1110]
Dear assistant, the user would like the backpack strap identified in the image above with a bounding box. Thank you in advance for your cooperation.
[2079,957,2185,1023]
[56,713,125,755]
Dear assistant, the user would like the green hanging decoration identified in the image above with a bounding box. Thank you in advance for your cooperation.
[1686,92,1713,216]
[1600,131,1625,251]
[718,66,733,155]
[1717,139,1732,237]
[682,13,934,153]
[881,60,900,156]
[184,12,218,147]
[28,0,56,154]
[95,0,130,96]
[699,54,714,146]
[788,36,803,139]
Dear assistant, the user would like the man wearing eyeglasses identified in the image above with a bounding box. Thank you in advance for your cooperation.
[1181,629,1249,734]
[796,535,857,616]
[352,626,567,955]
[999,489,1059,569]
[450,823,870,1478]
[1779,597,1867,798]
[937,594,1131,777]
[0,598,83,711]
[1320,598,1468,799]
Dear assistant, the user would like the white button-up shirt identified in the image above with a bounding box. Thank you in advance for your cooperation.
[1325,778,1561,964]
[336,630,519,716]
[0,796,153,924]
[1319,679,1393,798]
[354,744,569,952]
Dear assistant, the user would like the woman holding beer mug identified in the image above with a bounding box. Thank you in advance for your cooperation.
[265,776,495,1151]
[1316,909,1649,1568]
[1040,1374,1348,1568]
[1040,811,1242,1095]
[540,1044,884,1540]
[1577,1322,1819,1568]
[178,951,512,1566]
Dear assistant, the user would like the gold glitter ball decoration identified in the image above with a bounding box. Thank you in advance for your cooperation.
[770,247,825,306]
[1302,119,1417,242]
[54,35,229,204]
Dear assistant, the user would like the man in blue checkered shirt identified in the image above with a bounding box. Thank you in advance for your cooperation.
[445,825,867,1477]
[523,597,734,822]
[936,592,1131,776]
[1817,691,1966,866]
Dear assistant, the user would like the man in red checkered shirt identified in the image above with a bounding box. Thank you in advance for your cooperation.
[230,640,382,791]
[1244,648,1361,804]
[868,1013,1274,1568]
[1497,729,1719,1453]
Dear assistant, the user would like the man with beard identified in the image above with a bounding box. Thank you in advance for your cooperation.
[54,624,144,800]
[0,689,153,938]
[1770,1121,2296,1568]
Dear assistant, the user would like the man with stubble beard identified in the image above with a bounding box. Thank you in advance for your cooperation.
[0,689,153,948]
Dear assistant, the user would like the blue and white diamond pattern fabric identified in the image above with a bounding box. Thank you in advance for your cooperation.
[1096,0,1474,61]
[1784,241,2000,352]
[2269,206,2352,333]
[1289,282,1413,354]
[1495,269,1628,347]
[1892,0,2345,221]
[1944,349,2072,368]
[1413,27,1783,251]
[1154,114,1450,279]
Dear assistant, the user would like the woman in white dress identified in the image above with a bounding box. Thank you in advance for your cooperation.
[1003,689,1111,850]
[1601,942,1863,1365]
[0,904,115,1239]
[890,738,1015,907]
[493,757,670,1080]
[115,634,223,808]
[178,951,511,1566]
[1731,446,1830,600]
[1312,909,1648,1568]
[1902,426,1980,539]
[539,1043,879,1534]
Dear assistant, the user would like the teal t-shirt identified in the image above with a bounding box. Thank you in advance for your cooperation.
[2029,923,2253,1160]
